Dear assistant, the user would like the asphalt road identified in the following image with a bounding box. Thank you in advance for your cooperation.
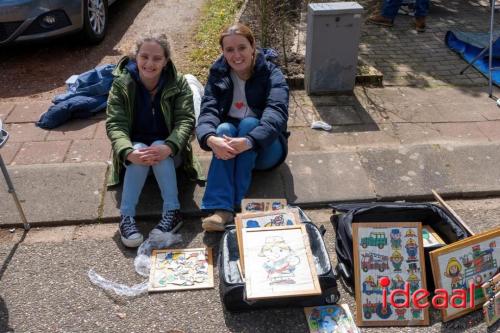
[0,201,499,333]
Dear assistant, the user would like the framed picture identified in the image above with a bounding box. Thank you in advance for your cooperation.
[304,304,360,333]
[235,208,301,274]
[148,248,214,292]
[241,198,287,213]
[430,227,500,321]
[422,225,446,248]
[483,290,500,326]
[481,271,500,300]
[242,225,321,300]
[353,222,429,326]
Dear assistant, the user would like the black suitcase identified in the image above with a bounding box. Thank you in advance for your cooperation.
[330,202,473,292]
[219,220,339,311]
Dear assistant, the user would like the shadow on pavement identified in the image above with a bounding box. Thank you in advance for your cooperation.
[0,0,149,98]
[0,296,11,333]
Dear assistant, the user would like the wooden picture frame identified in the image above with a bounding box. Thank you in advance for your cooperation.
[483,290,500,326]
[148,248,214,292]
[422,225,446,248]
[429,227,500,321]
[235,208,301,275]
[481,271,500,300]
[241,198,287,213]
[304,304,360,333]
[242,225,321,300]
[353,222,429,326]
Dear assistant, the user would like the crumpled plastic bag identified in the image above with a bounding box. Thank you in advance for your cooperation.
[88,232,182,297]
[185,74,204,126]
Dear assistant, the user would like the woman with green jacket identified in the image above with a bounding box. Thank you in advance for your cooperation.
[106,33,202,248]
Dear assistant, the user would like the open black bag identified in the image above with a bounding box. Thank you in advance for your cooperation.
[330,202,473,292]
[219,220,339,311]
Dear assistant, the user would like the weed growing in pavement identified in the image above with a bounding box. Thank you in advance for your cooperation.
[188,0,243,81]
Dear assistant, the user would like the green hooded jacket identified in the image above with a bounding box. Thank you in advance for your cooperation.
[106,56,204,186]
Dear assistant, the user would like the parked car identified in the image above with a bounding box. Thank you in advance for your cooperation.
[0,0,118,46]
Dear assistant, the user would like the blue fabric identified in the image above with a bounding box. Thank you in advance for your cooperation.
[124,61,169,145]
[120,141,179,217]
[196,48,289,169]
[36,95,107,129]
[201,118,284,212]
[445,30,500,87]
[381,0,429,18]
[36,64,115,129]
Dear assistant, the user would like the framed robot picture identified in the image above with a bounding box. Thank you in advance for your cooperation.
[430,227,500,321]
[353,222,429,326]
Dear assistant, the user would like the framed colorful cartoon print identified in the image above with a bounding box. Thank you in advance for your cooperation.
[241,198,287,213]
[353,222,429,326]
[430,227,500,321]
[242,225,321,300]
[304,304,360,333]
[148,248,214,292]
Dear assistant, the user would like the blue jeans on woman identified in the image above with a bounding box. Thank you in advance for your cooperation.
[202,117,284,212]
[120,140,179,216]
[382,0,429,19]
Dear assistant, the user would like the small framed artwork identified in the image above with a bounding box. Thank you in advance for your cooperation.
[483,291,500,326]
[481,271,500,299]
[242,225,321,300]
[430,227,500,321]
[304,304,360,333]
[422,225,446,248]
[235,208,301,274]
[241,198,287,213]
[353,222,429,326]
[148,248,214,292]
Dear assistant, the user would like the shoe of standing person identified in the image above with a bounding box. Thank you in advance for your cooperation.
[415,16,426,32]
[367,14,394,27]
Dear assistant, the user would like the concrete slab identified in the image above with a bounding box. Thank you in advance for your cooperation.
[4,102,50,123]
[359,144,500,200]
[0,142,21,165]
[46,119,99,141]
[0,103,14,121]
[4,123,48,142]
[65,139,112,163]
[283,151,376,205]
[0,163,107,226]
[12,140,71,165]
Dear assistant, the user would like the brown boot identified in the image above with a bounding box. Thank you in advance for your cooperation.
[415,16,426,32]
[202,210,233,232]
[367,14,394,27]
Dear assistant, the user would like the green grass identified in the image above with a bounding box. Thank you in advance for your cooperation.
[188,0,243,82]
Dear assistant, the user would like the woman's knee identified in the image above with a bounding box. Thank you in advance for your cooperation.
[216,122,237,137]
[132,142,148,149]
[238,117,259,136]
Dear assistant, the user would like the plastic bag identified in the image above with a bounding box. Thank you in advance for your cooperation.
[88,232,182,297]
[184,74,204,126]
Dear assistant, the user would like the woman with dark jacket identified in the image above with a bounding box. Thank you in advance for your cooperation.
[106,33,203,247]
[196,23,289,232]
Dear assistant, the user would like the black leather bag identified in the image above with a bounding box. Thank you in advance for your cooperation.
[219,221,339,311]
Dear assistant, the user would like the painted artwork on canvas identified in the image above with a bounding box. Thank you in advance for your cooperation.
[148,248,214,292]
[430,227,500,321]
[422,225,445,248]
[304,304,360,333]
[241,198,287,213]
[242,225,321,300]
[353,222,429,326]
[483,290,500,326]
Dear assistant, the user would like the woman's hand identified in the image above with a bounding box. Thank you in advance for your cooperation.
[126,144,172,166]
[223,135,251,154]
[207,136,237,160]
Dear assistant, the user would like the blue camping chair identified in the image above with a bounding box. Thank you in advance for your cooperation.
[0,119,30,230]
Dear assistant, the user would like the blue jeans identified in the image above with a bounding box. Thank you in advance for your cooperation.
[382,0,429,19]
[120,140,179,216]
[202,117,284,212]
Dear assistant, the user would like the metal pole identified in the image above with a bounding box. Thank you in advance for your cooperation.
[489,0,496,97]
[0,154,30,230]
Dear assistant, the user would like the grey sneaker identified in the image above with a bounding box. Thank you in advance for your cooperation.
[151,210,183,235]
[119,215,143,248]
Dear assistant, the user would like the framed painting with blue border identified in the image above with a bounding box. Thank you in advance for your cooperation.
[430,227,500,321]
[353,222,429,326]
[235,208,300,275]
[241,198,287,213]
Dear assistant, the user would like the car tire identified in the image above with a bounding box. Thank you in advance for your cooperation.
[82,0,108,44]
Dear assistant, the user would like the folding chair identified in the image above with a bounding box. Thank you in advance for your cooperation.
[0,119,30,230]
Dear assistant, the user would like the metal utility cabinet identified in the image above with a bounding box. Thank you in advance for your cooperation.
[305,2,364,94]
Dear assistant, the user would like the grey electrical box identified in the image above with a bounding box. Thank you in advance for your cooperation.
[305,2,364,94]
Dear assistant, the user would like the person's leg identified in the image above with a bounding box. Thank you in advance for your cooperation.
[201,122,238,212]
[233,117,260,206]
[414,0,429,18]
[254,138,285,171]
[381,0,404,19]
[150,140,183,234]
[120,142,150,217]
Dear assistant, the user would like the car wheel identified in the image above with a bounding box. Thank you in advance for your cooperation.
[82,0,108,43]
